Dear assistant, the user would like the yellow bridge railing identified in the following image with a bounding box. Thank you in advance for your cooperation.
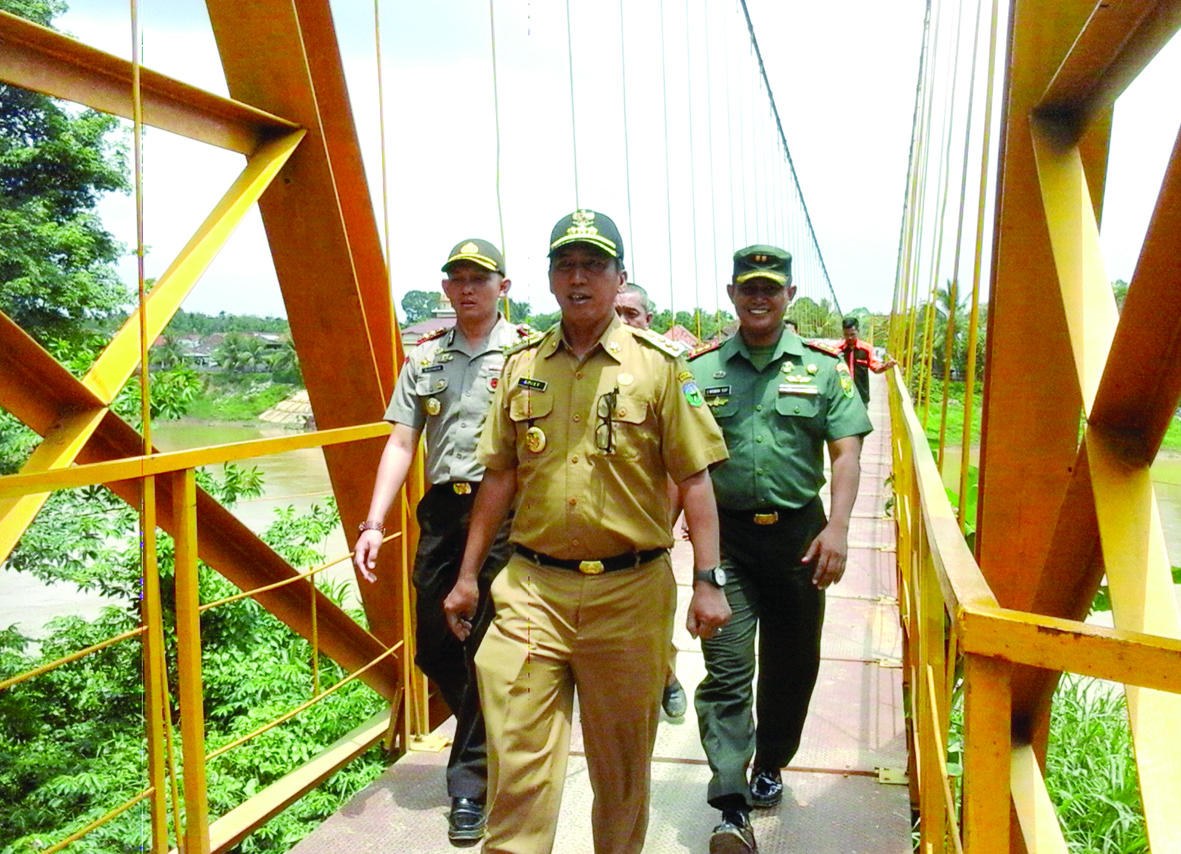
[890,369,1181,852]
[0,423,421,854]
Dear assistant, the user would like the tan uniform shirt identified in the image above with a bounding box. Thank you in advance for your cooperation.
[478,316,728,559]
[384,315,524,484]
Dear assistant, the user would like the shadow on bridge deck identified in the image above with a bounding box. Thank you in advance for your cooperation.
[292,376,909,853]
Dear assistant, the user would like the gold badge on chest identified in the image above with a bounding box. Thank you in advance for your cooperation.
[525,426,547,453]
[425,397,441,416]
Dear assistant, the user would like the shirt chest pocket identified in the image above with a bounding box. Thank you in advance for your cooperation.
[415,376,449,397]
[594,395,651,461]
[775,391,822,429]
[508,391,555,458]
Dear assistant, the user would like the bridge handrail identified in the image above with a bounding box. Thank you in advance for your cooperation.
[0,423,403,854]
[888,367,1181,851]
[0,421,390,500]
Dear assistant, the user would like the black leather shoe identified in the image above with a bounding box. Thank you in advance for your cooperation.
[662,676,687,717]
[710,808,757,853]
[448,797,486,847]
[749,767,783,808]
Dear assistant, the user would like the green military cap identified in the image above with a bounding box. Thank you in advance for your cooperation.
[549,209,625,262]
[443,238,505,275]
[733,244,792,285]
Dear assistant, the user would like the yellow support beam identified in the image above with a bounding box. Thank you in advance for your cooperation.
[172,469,210,854]
[83,130,306,403]
[1029,119,1117,414]
[0,407,105,563]
[201,709,391,854]
[1010,744,1069,853]
[0,9,297,153]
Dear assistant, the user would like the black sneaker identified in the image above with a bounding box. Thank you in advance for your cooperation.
[448,797,485,847]
[749,767,783,808]
[710,808,757,853]
[662,676,687,717]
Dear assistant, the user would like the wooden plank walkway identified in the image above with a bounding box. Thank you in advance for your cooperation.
[291,374,908,853]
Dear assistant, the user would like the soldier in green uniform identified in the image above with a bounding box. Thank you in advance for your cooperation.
[443,210,730,854]
[687,245,872,854]
[353,238,526,846]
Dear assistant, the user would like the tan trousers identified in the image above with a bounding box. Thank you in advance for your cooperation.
[474,552,676,854]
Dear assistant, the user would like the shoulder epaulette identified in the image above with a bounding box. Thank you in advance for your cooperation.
[805,339,841,358]
[504,328,545,356]
[632,327,682,358]
[687,339,722,360]
[415,326,449,346]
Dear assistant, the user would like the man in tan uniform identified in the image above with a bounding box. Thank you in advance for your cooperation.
[444,209,730,854]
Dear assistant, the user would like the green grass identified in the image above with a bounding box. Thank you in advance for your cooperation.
[917,380,1181,455]
[945,675,1144,853]
[185,374,298,421]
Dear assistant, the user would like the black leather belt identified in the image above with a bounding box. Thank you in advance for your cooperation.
[515,545,667,575]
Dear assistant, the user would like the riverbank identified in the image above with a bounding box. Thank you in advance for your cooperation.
[184,372,301,421]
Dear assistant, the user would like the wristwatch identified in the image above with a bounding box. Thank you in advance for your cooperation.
[693,566,727,588]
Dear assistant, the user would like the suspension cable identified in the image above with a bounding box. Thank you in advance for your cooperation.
[659,0,676,319]
[938,0,987,471]
[564,0,580,207]
[487,0,509,316]
[618,0,636,277]
[958,0,1002,534]
[737,0,839,314]
[702,0,720,321]
[684,0,702,338]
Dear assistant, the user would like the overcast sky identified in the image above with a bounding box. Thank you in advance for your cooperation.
[55,0,1181,321]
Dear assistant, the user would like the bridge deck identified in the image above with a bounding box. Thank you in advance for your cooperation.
[292,377,908,853]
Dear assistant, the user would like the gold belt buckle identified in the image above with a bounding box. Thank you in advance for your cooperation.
[753,512,778,525]
[453,482,472,495]
[578,560,605,575]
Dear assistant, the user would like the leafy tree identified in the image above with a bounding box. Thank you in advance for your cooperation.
[151,334,185,369]
[399,289,439,325]
[0,469,386,853]
[1112,279,1129,313]
[0,0,130,346]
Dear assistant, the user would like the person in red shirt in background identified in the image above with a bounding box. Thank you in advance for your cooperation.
[837,316,897,405]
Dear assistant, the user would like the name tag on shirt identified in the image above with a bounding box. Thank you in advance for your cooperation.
[518,378,548,391]
[422,364,444,373]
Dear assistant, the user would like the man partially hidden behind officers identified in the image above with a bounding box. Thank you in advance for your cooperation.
[443,209,730,854]
[353,238,526,846]
[687,246,872,854]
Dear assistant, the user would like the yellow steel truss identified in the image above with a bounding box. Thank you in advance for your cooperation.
[893,0,1181,850]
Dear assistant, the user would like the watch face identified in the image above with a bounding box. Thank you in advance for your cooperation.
[712,567,727,587]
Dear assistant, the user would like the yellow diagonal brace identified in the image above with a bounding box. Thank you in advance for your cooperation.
[82,130,305,403]
[1029,119,1118,414]
[1088,430,1181,853]
[1011,744,1070,853]
[0,407,107,564]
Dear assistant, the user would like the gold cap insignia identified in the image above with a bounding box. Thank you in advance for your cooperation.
[460,241,479,254]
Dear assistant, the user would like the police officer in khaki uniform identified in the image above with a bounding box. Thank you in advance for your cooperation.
[688,246,872,854]
[354,238,525,846]
[443,210,730,854]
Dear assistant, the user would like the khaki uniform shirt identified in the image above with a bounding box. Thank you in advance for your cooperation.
[478,316,729,559]
[688,328,872,510]
[385,315,525,484]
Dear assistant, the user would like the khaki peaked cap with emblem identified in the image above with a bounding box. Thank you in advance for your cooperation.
[733,244,792,285]
[443,238,506,275]
[549,209,625,262]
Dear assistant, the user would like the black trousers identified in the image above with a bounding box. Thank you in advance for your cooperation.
[412,483,513,801]
[695,498,827,808]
